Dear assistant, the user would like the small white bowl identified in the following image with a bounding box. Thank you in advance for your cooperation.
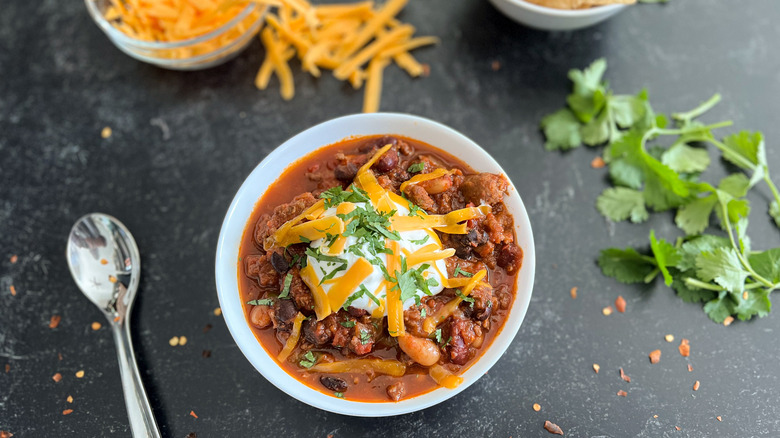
[489,0,629,31]
[215,113,536,416]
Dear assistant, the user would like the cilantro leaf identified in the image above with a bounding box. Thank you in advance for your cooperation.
[540,109,582,151]
[433,328,442,343]
[748,248,780,284]
[676,234,731,272]
[278,273,293,299]
[407,162,425,173]
[672,278,716,303]
[456,291,475,308]
[649,230,681,286]
[340,320,356,328]
[661,143,710,174]
[453,266,473,277]
[299,351,317,368]
[597,247,658,284]
[733,288,771,321]
[695,248,749,294]
[596,187,648,223]
[721,131,766,173]
[247,298,274,306]
[703,291,736,324]
[675,194,717,235]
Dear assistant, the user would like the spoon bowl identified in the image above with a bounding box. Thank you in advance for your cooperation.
[67,213,160,438]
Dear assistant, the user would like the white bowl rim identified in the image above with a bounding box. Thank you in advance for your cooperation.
[505,0,627,16]
[215,113,536,417]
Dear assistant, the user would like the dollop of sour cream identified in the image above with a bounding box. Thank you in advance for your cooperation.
[307,200,447,316]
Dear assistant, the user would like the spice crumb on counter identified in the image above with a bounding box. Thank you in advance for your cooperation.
[52,373,62,383]
[723,316,734,326]
[569,287,577,299]
[619,367,630,383]
[592,363,600,374]
[213,307,222,316]
[9,255,17,264]
[543,420,564,435]
[533,403,541,412]
[9,285,16,296]
[203,324,212,333]
[0,430,12,438]
[665,334,674,342]
[590,156,605,168]
[202,350,211,358]
[67,395,73,403]
[179,336,188,346]
[101,127,112,139]
[62,409,73,416]
[693,380,700,391]
[91,322,102,331]
[602,306,613,316]
[169,336,180,346]
[675,426,681,431]
[4,364,9,373]
[678,339,690,357]
[75,370,85,378]
[617,390,627,397]
[49,315,61,329]
[653,415,658,419]
[649,349,661,364]
[687,364,693,372]
[189,410,198,419]
[491,60,501,71]
[614,296,626,313]
[186,433,197,438]
[716,416,722,422]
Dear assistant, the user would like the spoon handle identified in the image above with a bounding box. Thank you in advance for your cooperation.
[112,322,162,438]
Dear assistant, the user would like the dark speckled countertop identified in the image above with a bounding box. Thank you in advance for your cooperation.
[2,0,780,436]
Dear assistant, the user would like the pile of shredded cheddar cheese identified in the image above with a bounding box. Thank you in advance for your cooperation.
[255,0,438,112]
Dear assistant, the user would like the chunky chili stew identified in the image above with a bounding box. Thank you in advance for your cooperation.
[239,135,523,402]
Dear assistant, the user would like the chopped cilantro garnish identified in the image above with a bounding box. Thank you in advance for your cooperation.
[420,307,427,318]
[453,266,473,277]
[320,184,371,208]
[407,200,425,218]
[299,236,311,243]
[319,264,346,285]
[407,162,425,173]
[278,273,293,299]
[358,284,382,307]
[434,328,442,343]
[247,298,274,306]
[409,235,430,246]
[340,320,356,328]
[334,392,344,398]
[305,247,347,265]
[359,329,371,345]
[299,351,317,368]
[457,291,475,308]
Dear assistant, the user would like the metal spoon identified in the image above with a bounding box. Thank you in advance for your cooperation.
[66,213,161,438]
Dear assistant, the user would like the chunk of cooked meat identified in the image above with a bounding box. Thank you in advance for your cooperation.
[387,382,405,402]
[245,253,279,287]
[254,192,318,247]
[447,316,482,365]
[405,184,436,212]
[465,284,497,321]
[459,173,508,205]
[285,267,314,315]
[497,243,523,274]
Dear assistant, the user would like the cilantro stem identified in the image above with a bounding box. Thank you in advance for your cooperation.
[651,121,733,138]
[671,93,722,123]
[763,172,780,211]
[706,138,757,172]
[685,277,767,292]
[718,198,774,288]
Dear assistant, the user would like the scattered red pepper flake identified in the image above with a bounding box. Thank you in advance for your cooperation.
[108,275,117,283]
[491,60,501,71]
[52,373,62,383]
[687,364,693,372]
[75,370,85,378]
[9,285,16,296]
[569,287,577,299]
[619,367,631,383]
[9,255,18,264]
[602,306,613,316]
[675,426,681,431]
[653,415,658,419]
[100,258,108,265]
[615,295,626,313]
[591,156,606,169]
[4,364,9,373]
[49,315,62,329]
[693,380,700,391]
[67,395,73,403]
[189,410,198,419]
[101,127,112,139]
[213,307,222,316]
[202,350,212,358]
[0,430,12,438]
[203,324,213,333]
[114,316,121,322]
[186,433,198,438]
[326,435,333,438]
[62,409,73,416]
[678,339,690,357]
[665,334,674,342]
[649,349,661,364]
[617,390,627,397]
[723,316,734,326]
[58,353,63,361]
[91,322,102,331]
[716,416,722,422]
[533,403,541,412]
[543,420,563,435]
[592,363,600,374]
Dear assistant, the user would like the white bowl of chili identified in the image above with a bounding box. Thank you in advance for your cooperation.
[215,113,536,416]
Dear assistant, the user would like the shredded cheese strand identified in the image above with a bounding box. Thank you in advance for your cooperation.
[277,312,306,361]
